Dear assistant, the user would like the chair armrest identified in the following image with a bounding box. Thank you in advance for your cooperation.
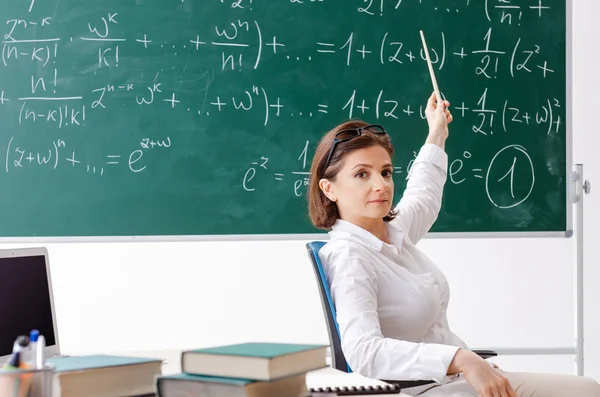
[382,379,435,390]
[380,350,498,390]
[473,349,498,359]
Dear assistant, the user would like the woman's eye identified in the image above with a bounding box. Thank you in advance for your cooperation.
[382,170,393,177]
[355,171,368,179]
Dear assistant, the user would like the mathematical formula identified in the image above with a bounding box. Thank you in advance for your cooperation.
[0,0,560,136]
[4,136,170,175]
[1,16,555,79]
[243,142,536,209]
[1,81,562,137]
[223,0,551,24]
[0,0,561,217]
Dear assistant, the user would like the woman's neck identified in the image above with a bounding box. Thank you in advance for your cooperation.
[344,217,390,245]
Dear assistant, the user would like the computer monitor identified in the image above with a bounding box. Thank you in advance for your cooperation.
[0,247,60,361]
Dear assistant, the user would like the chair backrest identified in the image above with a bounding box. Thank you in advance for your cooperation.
[305,241,352,373]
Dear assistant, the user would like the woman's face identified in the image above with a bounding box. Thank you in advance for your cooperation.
[320,145,394,226]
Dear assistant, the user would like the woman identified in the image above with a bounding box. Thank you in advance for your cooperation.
[307,93,600,397]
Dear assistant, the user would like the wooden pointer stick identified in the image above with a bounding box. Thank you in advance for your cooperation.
[419,30,444,108]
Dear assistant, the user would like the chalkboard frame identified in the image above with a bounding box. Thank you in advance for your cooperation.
[0,1,574,242]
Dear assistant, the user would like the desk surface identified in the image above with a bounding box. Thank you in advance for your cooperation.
[101,349,413,396]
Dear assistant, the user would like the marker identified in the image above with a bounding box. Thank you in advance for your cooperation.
[3,351,21,369]
[10,335,28,354]
[4,337,27,368]
[13,336,29,353]
[36,335,45,369]
[29,330,40,368]
[6,336,29,367]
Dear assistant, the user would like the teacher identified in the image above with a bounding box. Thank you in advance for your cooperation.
[307,92,600,397]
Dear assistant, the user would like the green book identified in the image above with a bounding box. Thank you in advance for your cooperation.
[48,355,162,397]
[49,355,161,372]
[181,342,328,381]
[157,372,308,397]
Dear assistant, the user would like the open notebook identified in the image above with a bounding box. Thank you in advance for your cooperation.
[306,367,401,395]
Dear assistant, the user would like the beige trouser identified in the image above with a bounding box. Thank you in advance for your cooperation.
[502,371,600,397]
[406,370,600,397]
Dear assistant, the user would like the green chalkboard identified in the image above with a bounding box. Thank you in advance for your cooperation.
[0,0,569,237]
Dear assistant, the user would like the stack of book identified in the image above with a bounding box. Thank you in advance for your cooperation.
[156,342,328,397]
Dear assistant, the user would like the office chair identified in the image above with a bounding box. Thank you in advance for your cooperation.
[306,241,498,390]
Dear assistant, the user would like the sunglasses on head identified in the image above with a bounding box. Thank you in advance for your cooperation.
[323,124,387,169]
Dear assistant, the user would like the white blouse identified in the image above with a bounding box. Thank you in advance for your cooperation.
[318,143,469,384]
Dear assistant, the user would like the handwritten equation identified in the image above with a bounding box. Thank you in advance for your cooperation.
[1,80,562,139]
[0,0,563,207]
[223,0,551,23]
[244,142,536,209]
[4,136,170,175]
[1,19,556,81]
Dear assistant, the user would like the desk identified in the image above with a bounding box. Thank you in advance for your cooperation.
[103,349,413,396]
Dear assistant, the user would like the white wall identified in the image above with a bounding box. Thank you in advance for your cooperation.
[3,0,600,380]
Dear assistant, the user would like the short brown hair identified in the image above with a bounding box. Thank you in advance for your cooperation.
[308,120,397,230]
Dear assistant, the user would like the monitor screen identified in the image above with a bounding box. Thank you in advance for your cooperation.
[0,254,56,357]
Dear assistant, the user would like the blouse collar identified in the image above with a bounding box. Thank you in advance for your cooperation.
[328,219,403,252]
